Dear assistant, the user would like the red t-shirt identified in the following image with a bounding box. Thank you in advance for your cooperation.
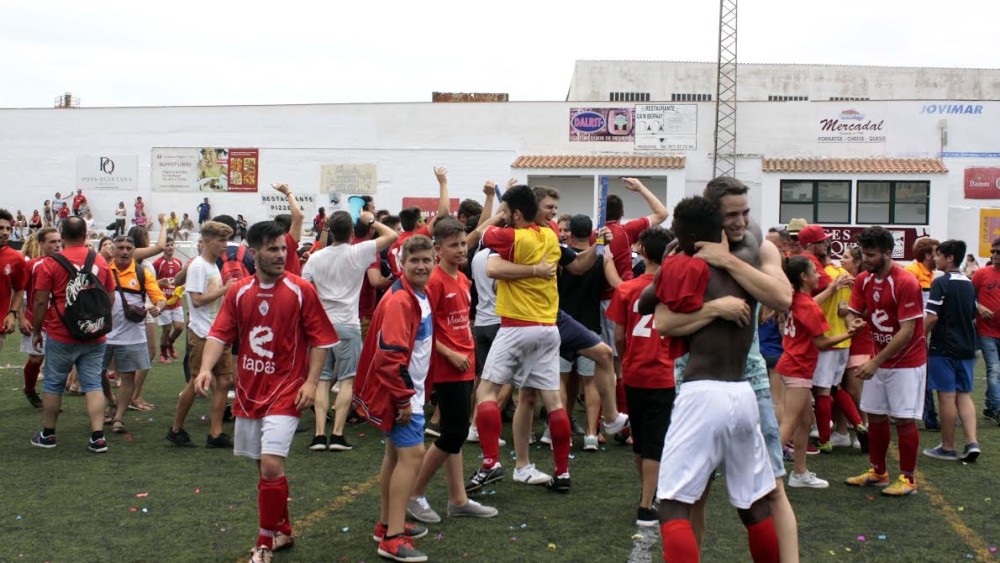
[606,273,674,388]
[33,246,114,344]
[0,245,27,315]
[388,226,431,279]
[848,264,926,368]
[775,291,830,379]
[426,267,475,384]
[153,256,184,309]
[972,267,1000,338]
[849,322,875,358]
[283,233,302,276]
[22,257,44,324]
[72,194,87,210]
[655,254,710,359]
[209,274,338,419]
[603,218,651,299]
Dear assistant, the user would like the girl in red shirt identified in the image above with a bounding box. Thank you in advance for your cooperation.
[777,256,855,489]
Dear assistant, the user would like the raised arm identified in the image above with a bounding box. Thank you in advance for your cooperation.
[363,211,400,252]
[623,177,668,226]
[273,183,304,242]
[134,214,167,261]
[476,181,497,230]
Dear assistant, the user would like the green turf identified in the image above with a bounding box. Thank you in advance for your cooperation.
[1,344,998,562]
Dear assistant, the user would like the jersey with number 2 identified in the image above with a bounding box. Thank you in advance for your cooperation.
[606,273,674,388]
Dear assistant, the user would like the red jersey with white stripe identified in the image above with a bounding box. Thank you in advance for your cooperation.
[153,256,183,309]
[602,217,650,299]
[847,264,926,368]
[655,253,710,359]
[605,273,674,388]
[208,274,338,419]
[426,266,475,384]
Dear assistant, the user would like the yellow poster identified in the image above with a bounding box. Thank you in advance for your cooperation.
[979,209,1000,257]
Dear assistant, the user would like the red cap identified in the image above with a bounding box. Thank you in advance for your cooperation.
[797,225,829,246]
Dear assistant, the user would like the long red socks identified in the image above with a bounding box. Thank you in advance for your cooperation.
[547,408,571,475]
[746,517,780,563]
[661,519,699,563]
[834,388,862,427]
[815,394,833,443]
[24,360,41,394]
[868,419,891,475]
[616,378,628,414]
[476,400,501,469]
[258,476,290,549]
[896,421,919,483]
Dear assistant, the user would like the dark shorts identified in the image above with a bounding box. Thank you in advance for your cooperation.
[474,324,500,377]
[763,355,781,370]
[435,380,474,437]
[557,310,602,361]
[625,385,676,461]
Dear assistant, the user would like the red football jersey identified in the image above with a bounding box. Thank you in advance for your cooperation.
[654,254,710,359]
[602,218,650,300]
[388,225,431,279]
[22,257,44,324]
[775,291,829,379]
[0,245,26,315]
[426,267,475,384]
[153,256,183,309]
[972,267,1000,338]
[606,273,674,388]
[847,264,926,368]
[209,274,339,419]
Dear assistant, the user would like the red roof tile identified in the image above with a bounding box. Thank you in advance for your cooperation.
[511,155,686,169]
[762,157,947,174]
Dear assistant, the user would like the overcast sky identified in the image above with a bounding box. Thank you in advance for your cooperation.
[2,0,995,108]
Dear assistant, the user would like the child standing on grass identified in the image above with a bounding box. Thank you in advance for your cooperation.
[777,256,856,489]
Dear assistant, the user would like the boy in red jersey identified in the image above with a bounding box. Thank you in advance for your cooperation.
[18,227,60,407]
[407,218,498,524]
[604,226,675,528]
[845,226,927,496]
[0,209,27,355]
[153,237,184,362]
[194,221,339,562]
[353,235,436,563]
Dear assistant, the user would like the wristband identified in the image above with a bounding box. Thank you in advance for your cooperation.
[8,309,16,315]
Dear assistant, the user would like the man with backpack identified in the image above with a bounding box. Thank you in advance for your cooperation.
[30,216,116,453]
[167,221,236,448]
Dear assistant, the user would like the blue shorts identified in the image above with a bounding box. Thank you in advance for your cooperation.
[103,342,152,373]
[386,414,425,448]
[43,338,106,395]
[557,310,602,361]
[755,387,785,479]
[927,356,974,393]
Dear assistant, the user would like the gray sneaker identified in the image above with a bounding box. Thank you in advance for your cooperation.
[582,435,599,451]
[447,499,498,518]
[406,496,441,524]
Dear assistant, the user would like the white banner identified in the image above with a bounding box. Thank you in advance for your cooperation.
[320,163,377,195]
[261,193,317,221]
[635,104,698,150]
[76,155,138,190]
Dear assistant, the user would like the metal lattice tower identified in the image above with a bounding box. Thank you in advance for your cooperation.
[713,0,738,178]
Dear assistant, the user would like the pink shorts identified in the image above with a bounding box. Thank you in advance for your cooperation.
[781,375,814,389]
[847,354,871,369]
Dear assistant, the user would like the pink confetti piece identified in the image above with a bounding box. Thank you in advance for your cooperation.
[194,488,201,494]
[856,535,866,542]
[128,507,138,512]
[135,493,149,498]
[989,546,997,553]
[434,533,442,541]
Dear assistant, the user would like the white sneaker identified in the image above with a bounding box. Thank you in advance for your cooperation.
[466,426,479,443]
[830,432,852,448]
[602,412,629,435]
[582,435,599,451]
[513,463,551,485]
[851,436,861,450]
[788,471,829,489]
[540,427,552,445]
[808,424,819,439]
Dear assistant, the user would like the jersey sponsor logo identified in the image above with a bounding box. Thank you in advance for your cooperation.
[445,292,457,299]
[249,326,274,359]
[258,300,269,317]
[870,309,893,345]
[873,290,881,303]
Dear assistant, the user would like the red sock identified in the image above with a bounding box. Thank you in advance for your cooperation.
[868,419,891,475]
[895,421,919,483]
[616,378,628,414]
[277,477,292,536]
[547,408,571,475]
[660,519,699,563]
[476,400,501,469]
[23,360,41,394]
[745,517,779,563]
[257,476,288,549]
[815,394,832,444]
[834,388,862,427]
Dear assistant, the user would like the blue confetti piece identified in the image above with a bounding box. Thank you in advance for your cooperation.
[16,515,22,520]
[877,534,886,541]
[342,527,349,532]
[520,523,527,528]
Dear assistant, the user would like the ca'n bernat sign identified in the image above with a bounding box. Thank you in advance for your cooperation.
[964,168,1000,199]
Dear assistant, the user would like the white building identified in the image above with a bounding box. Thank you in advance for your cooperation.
[3,61,1000,258]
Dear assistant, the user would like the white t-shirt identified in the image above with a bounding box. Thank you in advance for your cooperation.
[301,240,377,328]
[471,247,499,327]
[107,270,149,346]
[186,256,224,338]
[408,291,433,410]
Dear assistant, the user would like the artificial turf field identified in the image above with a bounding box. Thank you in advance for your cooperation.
[0,343,997,562]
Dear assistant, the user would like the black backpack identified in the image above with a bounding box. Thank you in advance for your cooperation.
[50,250,113,340]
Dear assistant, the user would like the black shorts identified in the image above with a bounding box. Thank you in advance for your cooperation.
[625,385,676,461]
[557,310,602,361]
[474,324,500,377]
[435,380,474,436]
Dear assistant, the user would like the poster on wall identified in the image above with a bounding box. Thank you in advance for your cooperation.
[569,108,635,142]
[261,192,317,221]
[401,197,459,220]
[320,164,377,195]
[634,104,698,150]
[76,155,138,190]
[979,209,1000,257]
[819,226,917,260]
[151,147,259,192]
[815,107,886,144]
[964,167,1000,199]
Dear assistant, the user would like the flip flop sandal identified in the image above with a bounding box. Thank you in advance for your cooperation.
[112,419,127,434]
